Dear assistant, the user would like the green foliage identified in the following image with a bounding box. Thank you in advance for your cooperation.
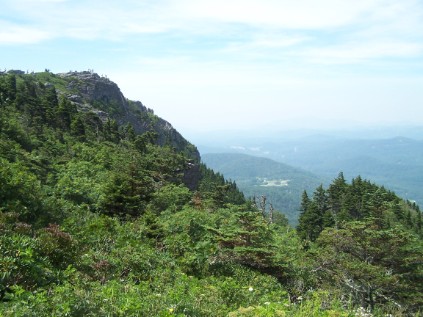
[0,220,54,296]
[313,219,423,313]
[134,130,157,152]
[0,71,421,316]
[297,175,423,315]
[0,158,43,221]
[297,183,338,242]
[298,174,422,242]
[0,74,17,105]
[55,159,110,206]
[149,184,191,213]
[197,163,246,209]
[36,224,80,269]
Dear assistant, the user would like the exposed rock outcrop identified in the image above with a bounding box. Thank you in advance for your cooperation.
[58,71,199,158]
[56,71,201,189]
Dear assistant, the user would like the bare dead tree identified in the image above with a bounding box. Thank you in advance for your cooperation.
[269,203,274,224]
[260,195,266,218]
[251,195,258,209]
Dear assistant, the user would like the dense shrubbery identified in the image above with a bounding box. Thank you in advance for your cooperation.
[1,71,422,316]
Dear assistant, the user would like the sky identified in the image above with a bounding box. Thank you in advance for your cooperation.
[1,0,423,138]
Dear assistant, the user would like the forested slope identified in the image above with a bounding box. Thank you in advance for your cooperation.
[0,71,422,316]
[202,153,324,225]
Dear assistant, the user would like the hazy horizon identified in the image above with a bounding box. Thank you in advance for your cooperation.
[184,123,423,147]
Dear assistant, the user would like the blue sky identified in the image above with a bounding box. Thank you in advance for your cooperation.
[2,0,423,137]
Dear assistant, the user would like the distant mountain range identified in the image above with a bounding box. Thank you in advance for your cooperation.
[199,133,423,207]
[202,153,325,225]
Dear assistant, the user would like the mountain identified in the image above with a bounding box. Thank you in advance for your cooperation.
[33,70,200,161]
[198,133,423,205]
[267,136,423,205]
[202,153,325,224]
[10,70,201,189]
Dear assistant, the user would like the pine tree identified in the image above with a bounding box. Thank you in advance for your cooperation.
[296,191,310,240]
[297,188,327,241]
[56,97,76,130]
[121,123,136,142]
[300,190,310,213]
[41,85,59,125]
[327,172,347,225]
[0,74,17,105]
[70,116,86,140]
[103,119,120,143]
[316,219,423,312]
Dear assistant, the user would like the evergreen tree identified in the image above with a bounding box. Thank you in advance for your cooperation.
[56,97,76,130]
[70,116,86,140]
[299,190,310,213]
[121,123,136,142]
[134,131,157,152]
[417,210,422,234]
[0,74,17,105]
[315,219,423,312]
[7,74,17,102]
[343,175,364,220]
[327,172,347,225]
[103,119,120,143]
[297,191,311,240]
[303,202,324,241]
[297,185,329,241]
[41,85,59,125]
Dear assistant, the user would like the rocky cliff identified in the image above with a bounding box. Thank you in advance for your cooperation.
[29,70,201,190]
[56,71,200,163]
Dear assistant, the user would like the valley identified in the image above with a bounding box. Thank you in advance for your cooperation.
[202,153,325,225]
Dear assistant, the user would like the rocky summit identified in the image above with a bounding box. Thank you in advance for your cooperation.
[55,71,199,162]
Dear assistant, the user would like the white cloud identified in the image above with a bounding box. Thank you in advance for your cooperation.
[303,41,423,64]
[223,33,309,54]
[170,0,384,29]
[16,0,68,2]
[2,0,423,55]
[0,23,51,44]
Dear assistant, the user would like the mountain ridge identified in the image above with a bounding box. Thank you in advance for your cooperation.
[199,133,423,205]
[3,70,201,190]
[32,70,200,161]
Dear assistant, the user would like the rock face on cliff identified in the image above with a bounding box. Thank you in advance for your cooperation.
[52,71,200,189]
[57,71,199,163]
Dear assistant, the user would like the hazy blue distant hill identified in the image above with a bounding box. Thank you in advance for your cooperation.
[199,134,423,206]
[265,136,423,204]
[202,153,325,224]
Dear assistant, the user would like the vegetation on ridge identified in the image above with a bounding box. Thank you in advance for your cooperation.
[0,71,422,316]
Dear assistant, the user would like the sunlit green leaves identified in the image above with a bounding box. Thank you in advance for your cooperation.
[0,158,43,220]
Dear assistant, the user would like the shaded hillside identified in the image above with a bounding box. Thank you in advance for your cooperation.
[202,153,325,224]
